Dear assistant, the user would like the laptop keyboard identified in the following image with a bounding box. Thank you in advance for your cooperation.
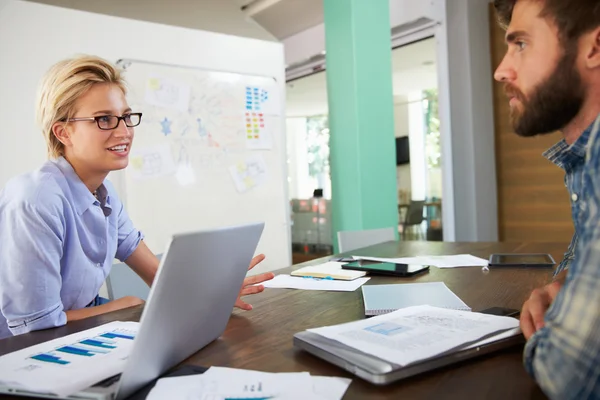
[92,373,122,388]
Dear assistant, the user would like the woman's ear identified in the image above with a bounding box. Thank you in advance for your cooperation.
[52,122,72,147]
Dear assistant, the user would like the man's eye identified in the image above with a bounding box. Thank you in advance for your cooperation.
[517,41,527,51]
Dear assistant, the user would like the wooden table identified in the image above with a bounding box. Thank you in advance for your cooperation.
[0,241,566,399]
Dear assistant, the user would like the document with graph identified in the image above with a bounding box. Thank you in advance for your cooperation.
[0,321,139,397]
[307,305,519,367]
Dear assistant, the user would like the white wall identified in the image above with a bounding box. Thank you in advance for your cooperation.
[24,0,276,42]
[393,96,411,200]
[286,117,310,199]
[0,1,289,273]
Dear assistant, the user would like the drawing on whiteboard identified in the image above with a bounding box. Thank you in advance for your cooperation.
[145,74,191,112]
[128,144,176,181]
[228,155,268,193]
[196,118,207,137]
[160,117,172,136]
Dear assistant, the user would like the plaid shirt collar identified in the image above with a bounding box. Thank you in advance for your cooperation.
[543,122,594,171]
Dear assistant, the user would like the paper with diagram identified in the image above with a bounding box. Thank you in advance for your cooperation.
[146,366,351,400]
[0,321,139,397]
[307,305,519,366]
[228,155,268,193]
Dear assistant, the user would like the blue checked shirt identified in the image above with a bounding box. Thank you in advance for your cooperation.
[543,122,592,276]
[526,114,600,399]
[0,157,143,339]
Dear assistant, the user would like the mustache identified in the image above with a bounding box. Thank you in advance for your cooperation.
[504,84,525,101]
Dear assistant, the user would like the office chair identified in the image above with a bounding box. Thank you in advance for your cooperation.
[337,227,396,253]
[401,200,426,240]
[105,253,163,301]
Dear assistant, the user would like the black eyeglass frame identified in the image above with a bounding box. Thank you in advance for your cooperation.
[63,113,143,130]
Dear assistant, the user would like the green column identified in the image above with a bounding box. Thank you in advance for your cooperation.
[324,0,399,252]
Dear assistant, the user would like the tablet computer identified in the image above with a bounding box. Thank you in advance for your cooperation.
[341,261,429,277]
[488,253,555,267]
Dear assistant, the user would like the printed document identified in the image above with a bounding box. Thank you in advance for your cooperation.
[0,321,139,397]
[147,366,352,400]
[307,305,518,366]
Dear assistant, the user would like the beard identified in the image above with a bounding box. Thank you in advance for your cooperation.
[506,49,585,137]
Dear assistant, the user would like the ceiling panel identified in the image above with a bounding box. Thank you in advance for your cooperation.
[252,0,323,40]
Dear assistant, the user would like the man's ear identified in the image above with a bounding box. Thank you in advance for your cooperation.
[52,122,72,147]
[584,26,600,69]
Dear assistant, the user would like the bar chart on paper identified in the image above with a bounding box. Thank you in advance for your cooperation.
[29,328,136,366]
[0,322,140,397]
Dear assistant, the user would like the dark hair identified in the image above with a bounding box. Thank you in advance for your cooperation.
[494,0,600,45]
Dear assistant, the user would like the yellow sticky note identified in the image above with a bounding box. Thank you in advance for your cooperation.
[131,157,143,170]
[244,176,255,188]
[148,78,160,91]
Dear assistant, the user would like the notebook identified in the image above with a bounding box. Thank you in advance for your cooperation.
[291,262,366,281]
[361,282,471,316]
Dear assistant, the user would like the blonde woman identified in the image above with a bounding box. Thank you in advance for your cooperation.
[0,55,274,339]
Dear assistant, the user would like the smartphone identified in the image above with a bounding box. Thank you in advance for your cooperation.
[341,261,430,277]
[480,307,520,318]
[488,253,555,267]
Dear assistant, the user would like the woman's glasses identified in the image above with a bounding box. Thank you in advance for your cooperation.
[64,113,142,130]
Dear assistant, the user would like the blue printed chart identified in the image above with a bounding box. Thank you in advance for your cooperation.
[0,321,140,397]
[29,328,136,365]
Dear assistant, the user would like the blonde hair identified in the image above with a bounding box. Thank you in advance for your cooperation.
[35,55,127,159]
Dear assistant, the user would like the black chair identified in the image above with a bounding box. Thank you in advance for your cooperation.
[401,200,425,240]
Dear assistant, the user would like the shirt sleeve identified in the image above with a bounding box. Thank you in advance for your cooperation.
[0,198,67,336]
[113,196,144,262]
[554,233,577,276]
[524,138,600,399]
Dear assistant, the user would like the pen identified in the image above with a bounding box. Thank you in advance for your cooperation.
[301,275,334,281]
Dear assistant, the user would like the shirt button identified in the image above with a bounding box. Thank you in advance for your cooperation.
[572,193,578,202]
[96,263,102,267]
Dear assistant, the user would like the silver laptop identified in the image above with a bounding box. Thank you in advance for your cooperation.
[2,222,264,399]
[293,323,524,385]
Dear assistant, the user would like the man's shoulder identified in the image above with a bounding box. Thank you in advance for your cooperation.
[585,115,600,166]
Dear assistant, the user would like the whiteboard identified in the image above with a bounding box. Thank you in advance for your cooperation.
[118,59,291,274]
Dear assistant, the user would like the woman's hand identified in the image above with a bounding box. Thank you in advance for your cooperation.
[234,254,274,311]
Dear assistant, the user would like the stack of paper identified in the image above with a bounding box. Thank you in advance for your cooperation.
[306,305,519,367]
[355,254,489,268]
[291,261,367,280]
[263,274,370,291]
[146,366,352,400]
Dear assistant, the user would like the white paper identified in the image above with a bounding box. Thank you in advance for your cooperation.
[147,366,350,400]
[312,376,353,400]
[291,262,367,280]
[0,321,139,397]
[128,144,177,180]
[465,327,522,349]
[228,155,268,193]
[262,274,370,292]
[243,111,273,150]
[145,74,191,112]
[355,254,489,268]
[308,305,518,366]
